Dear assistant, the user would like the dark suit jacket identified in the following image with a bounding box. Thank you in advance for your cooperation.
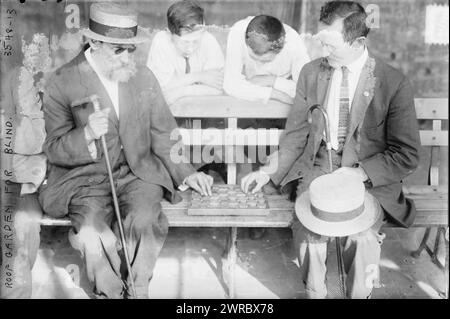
[39,49,196,217]
[270,54,421,227]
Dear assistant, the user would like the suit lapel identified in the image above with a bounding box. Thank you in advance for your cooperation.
[316,58,334,107]
[312,59,334,150]
[345,56,378,145]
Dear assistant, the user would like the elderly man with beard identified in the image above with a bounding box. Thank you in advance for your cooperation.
[39,3,213,299]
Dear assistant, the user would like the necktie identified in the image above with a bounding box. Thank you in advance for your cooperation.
[184,56,190,74]
[184,56,192,129]
[337,66,350,147]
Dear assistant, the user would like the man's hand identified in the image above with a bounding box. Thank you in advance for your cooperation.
[270,89,294,104]
[241,171,270,194]
[85,108,111,141]
[185,172,214,196]
[248,75,276,87]
[333,166,369,182]
[198,69,224,90]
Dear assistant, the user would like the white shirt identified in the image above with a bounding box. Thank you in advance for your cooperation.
[85,48,120,119]
[326,48,368,150]
[84,48,121,158]
[223,16,310,103]
[146,30,224,90]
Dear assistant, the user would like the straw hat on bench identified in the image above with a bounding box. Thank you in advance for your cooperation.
[295,171,382,237]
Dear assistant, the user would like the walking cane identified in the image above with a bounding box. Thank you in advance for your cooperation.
[308,104,347,298]
[71,95,137,299]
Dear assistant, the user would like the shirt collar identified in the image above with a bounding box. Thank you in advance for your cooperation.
[344,47,368,73]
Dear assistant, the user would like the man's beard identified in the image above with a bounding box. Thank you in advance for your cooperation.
[93,49,138,82]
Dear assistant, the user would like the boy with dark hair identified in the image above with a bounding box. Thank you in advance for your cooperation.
[241,1,420,298]
[223,15,309,104]
[147,0,224,105]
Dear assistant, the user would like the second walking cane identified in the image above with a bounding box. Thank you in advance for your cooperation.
[308,104,347,298]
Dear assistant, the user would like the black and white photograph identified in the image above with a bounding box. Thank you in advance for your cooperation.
[0,0,448,305]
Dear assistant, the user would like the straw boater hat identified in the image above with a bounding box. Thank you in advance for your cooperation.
[82,2,149,44]
[295,171,382,237]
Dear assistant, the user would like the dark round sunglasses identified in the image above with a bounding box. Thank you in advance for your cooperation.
[112,45,137,55]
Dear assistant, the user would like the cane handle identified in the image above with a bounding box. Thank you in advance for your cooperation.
[89,95,101,112]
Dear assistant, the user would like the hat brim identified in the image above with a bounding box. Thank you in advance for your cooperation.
[295,191,382,237]
[81,26,150,44]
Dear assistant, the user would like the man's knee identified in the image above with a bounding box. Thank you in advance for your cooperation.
[127,202,164,234]
[70,224,118,257]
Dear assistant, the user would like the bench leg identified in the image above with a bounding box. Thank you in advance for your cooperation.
[412,227,447,270]
[431,226,446,269]
[411,227,432,258]
[223,227,238,299]
[438,229,448,299]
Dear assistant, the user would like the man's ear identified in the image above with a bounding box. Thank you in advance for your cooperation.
[88,39,101,50]
[352,37,366,49]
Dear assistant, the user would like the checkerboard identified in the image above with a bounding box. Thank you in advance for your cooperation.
[187,185,270,216]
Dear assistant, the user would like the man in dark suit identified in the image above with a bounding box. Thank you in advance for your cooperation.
[39,3,213,299]
[241,1,420,298]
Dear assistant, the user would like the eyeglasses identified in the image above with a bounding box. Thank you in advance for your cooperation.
[111,45,137,55]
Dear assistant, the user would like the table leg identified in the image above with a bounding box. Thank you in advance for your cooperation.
[224,227,238,299]
[226,118,238,185]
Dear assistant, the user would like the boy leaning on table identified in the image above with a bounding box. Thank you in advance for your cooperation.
[146,0,224,105]
[223,14,310,105]
[146,0,227,180]
[223,15,310,239]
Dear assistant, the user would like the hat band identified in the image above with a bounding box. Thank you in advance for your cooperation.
[89,19,137,39]
[311,203,364,222]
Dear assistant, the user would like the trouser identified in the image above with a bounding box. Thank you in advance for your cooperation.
[291,143,386,298]
[67,163,168,299]
[292,212,386,299]
[0,182,42,299]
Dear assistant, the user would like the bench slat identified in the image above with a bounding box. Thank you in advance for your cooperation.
[41,188,447,228]
[176,130,449,148]
[419,130,448,146]
[177,128,282,146]
[40,208,446,228]
[170,96,291,119]
[415,98,448,120]
[412,211,448,227]
[170,97,448,120]
[402,185,447,195]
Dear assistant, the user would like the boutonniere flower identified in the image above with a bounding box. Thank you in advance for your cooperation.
[365,57,377,100]
[319,57,332,71]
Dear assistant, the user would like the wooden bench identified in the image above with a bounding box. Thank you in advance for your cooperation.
[40,97,448,298]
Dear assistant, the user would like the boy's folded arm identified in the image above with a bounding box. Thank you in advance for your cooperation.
[273,77,296,99]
